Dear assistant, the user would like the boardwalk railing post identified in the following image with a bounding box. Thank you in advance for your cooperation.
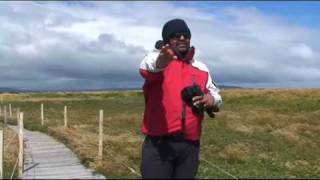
[9,104,12,117]
[98,110,103,161]
[0,130,3,179]
[4,106,6,124]
[0,96,2,104]
[0,104,2,116]
[17,108,20,122]
[18,112,24,179]
[64,106,67,128]
[41,104,44,126]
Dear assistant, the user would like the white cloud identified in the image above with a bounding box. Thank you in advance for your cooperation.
[15,44,38,57]
[0,1,319,90]
[290,44,314,60]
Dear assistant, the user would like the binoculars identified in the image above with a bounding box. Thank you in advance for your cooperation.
[181,85,218,118]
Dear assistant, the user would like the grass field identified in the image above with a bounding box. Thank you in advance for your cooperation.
[1,89,320,178]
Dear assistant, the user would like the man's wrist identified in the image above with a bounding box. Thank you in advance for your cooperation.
[205,93,215,107]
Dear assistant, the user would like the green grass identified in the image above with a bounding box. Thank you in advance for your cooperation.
[1,89,320,178]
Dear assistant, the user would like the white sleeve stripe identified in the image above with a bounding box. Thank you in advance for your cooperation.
[206,73,223,108]
[192,59,222,108]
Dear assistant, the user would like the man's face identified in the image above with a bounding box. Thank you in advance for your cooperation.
[169,32,190,55]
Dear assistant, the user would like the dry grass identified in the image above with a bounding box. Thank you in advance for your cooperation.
[0,91,142,102]
[221,88,320,101]
[48,122,143,178]
[217,106,320,143]
[1,88,320,178]
[2,125,19,178]
[218,142,252,163]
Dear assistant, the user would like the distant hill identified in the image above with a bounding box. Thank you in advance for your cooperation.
[0,84,241,93]
[0,87,142,93]
[219,85,242,89]
[0,87,23,93]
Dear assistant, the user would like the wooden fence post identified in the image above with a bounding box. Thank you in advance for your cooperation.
[64,106,67,128]
[0,96,2,104]
[18,112,24,179]
[98,110,103,161]
[0,130,3,179]
[41,104,44,126]
[0,105,2,116]
[17,108,20,122]
[3,106,6,124]
[9,104,12,117]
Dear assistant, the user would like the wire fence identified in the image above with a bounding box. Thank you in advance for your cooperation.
[0,99,237,179]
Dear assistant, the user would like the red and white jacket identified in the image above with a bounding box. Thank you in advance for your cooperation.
[139,49,222,141]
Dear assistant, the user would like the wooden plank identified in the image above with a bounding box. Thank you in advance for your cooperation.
[24,174,103,179]
[24,161,81,168]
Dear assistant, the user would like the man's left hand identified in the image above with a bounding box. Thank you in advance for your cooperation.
[192,93,214,108]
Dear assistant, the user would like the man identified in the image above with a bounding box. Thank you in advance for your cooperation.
[139,18,222,178]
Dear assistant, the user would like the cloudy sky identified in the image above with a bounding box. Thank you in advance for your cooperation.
[1,1,320,90]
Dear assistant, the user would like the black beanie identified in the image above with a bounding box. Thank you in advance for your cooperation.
[162,19,191,43]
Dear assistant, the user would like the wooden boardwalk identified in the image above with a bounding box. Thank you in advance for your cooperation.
[9,126,106,179]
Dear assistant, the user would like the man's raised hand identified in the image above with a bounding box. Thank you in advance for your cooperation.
[156,44,177,69]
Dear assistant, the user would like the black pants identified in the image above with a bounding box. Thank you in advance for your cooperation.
[140,134,200,179]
